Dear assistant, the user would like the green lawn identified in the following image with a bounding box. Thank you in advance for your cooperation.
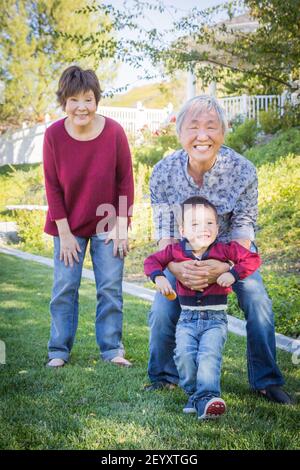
[0,253,299,450]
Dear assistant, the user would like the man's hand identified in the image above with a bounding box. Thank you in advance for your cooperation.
[168,259,230,291]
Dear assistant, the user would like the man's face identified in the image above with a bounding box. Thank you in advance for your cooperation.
[179,108,224,164]
[180,204,219,250]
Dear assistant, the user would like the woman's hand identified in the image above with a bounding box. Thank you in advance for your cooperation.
[168,259,230,291]
[105,236,129,259]
[105,217,129,258]
[59,232,82,267]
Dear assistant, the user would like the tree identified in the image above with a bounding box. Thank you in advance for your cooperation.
[75,0,300,96]
[0,0,117,130]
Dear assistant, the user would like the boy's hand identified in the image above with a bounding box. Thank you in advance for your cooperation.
[155,276,176,298]
[216,272,235,288]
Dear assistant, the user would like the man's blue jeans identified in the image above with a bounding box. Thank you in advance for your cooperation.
[147,244,285,390]
[48,234,125,362]
[174,310,228,402]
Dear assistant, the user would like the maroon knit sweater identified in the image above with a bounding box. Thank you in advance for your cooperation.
[43,117,134,237]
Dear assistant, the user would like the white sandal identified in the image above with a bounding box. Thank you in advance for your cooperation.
[47,358,65,368]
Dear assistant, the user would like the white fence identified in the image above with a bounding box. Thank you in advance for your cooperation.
[98,105,171,135]
[0,105,171,166]
[0,94,286,166]
[219,93,286,123]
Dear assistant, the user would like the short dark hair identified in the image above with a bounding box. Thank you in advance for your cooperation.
[180,196,218,222]
[56,65,102,109]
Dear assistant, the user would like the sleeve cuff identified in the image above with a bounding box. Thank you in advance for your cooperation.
[231,226,255,241]
[150,270,166,283]
[49,209,67,222]
[229,267,240,282]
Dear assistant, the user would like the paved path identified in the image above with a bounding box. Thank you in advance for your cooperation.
[0,245,299,355]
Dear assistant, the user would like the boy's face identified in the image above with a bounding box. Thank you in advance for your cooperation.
[180,205,218,250]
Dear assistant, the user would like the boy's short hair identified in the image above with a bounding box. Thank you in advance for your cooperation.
[56,65,102,109]
[180,196,218,222]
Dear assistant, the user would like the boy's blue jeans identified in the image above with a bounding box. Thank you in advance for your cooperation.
[174,310,227,403]
[48,234,125,362]
[147,243,285,391]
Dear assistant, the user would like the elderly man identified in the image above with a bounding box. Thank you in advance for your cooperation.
[145,95,291,404]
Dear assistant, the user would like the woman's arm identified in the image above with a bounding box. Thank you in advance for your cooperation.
[43,131,67,222]
[43,131,81,267]
[55,218,82,267]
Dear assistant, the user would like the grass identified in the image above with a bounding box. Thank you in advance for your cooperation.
[0,253,299,450]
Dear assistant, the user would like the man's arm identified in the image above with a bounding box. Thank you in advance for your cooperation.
[230,168,258,250]
[158,238,179,251]
[150,164,181,244]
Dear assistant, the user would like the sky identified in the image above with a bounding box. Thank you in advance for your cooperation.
[110,0,228,91]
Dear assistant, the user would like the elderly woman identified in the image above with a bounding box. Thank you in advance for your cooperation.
[145,95,291,404]
[43,65,134,368]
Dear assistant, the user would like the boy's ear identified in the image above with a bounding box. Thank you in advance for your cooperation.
[179,225,184,237]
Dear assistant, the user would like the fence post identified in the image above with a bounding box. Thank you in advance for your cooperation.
[242,94,248,118]
[136,101,146,131]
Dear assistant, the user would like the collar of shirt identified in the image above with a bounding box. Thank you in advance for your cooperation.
[179,237,218,260]
[181,149,221,189]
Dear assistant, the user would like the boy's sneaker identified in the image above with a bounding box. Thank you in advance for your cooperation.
[197,397,226,420]
[183,396,197,414]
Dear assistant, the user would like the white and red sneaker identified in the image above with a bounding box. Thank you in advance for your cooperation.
[198,397,226,420]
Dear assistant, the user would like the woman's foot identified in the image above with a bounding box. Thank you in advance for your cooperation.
[46,358,65,368]
[109,356,132,368]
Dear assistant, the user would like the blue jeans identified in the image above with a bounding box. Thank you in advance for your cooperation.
[174,310,227,403]
[147,243,285,390]
[48,233,125,362]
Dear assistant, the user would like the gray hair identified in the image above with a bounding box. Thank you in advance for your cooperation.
[176,95,228,135]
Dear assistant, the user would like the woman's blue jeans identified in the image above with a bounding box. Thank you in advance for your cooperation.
[174,310,228,402]
[48,234,125,362]
[147,244,285,391]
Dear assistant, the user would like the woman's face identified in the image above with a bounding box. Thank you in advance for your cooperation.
[65,90,97,127]
[179,108,224,166]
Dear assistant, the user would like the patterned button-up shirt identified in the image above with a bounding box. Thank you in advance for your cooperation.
[150,145,258,243]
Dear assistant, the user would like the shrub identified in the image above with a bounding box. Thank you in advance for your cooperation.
[0,164,45,214]
[13,209,51,252]
[130,163,154,247]
[245,127,300,166]
[256,153,300,267]
[280,102,300,130]
[259,109,281,134]
[225,119,258,154]
[132,123,179,168]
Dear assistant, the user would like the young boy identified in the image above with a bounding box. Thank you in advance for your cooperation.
[144,196,261,420]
